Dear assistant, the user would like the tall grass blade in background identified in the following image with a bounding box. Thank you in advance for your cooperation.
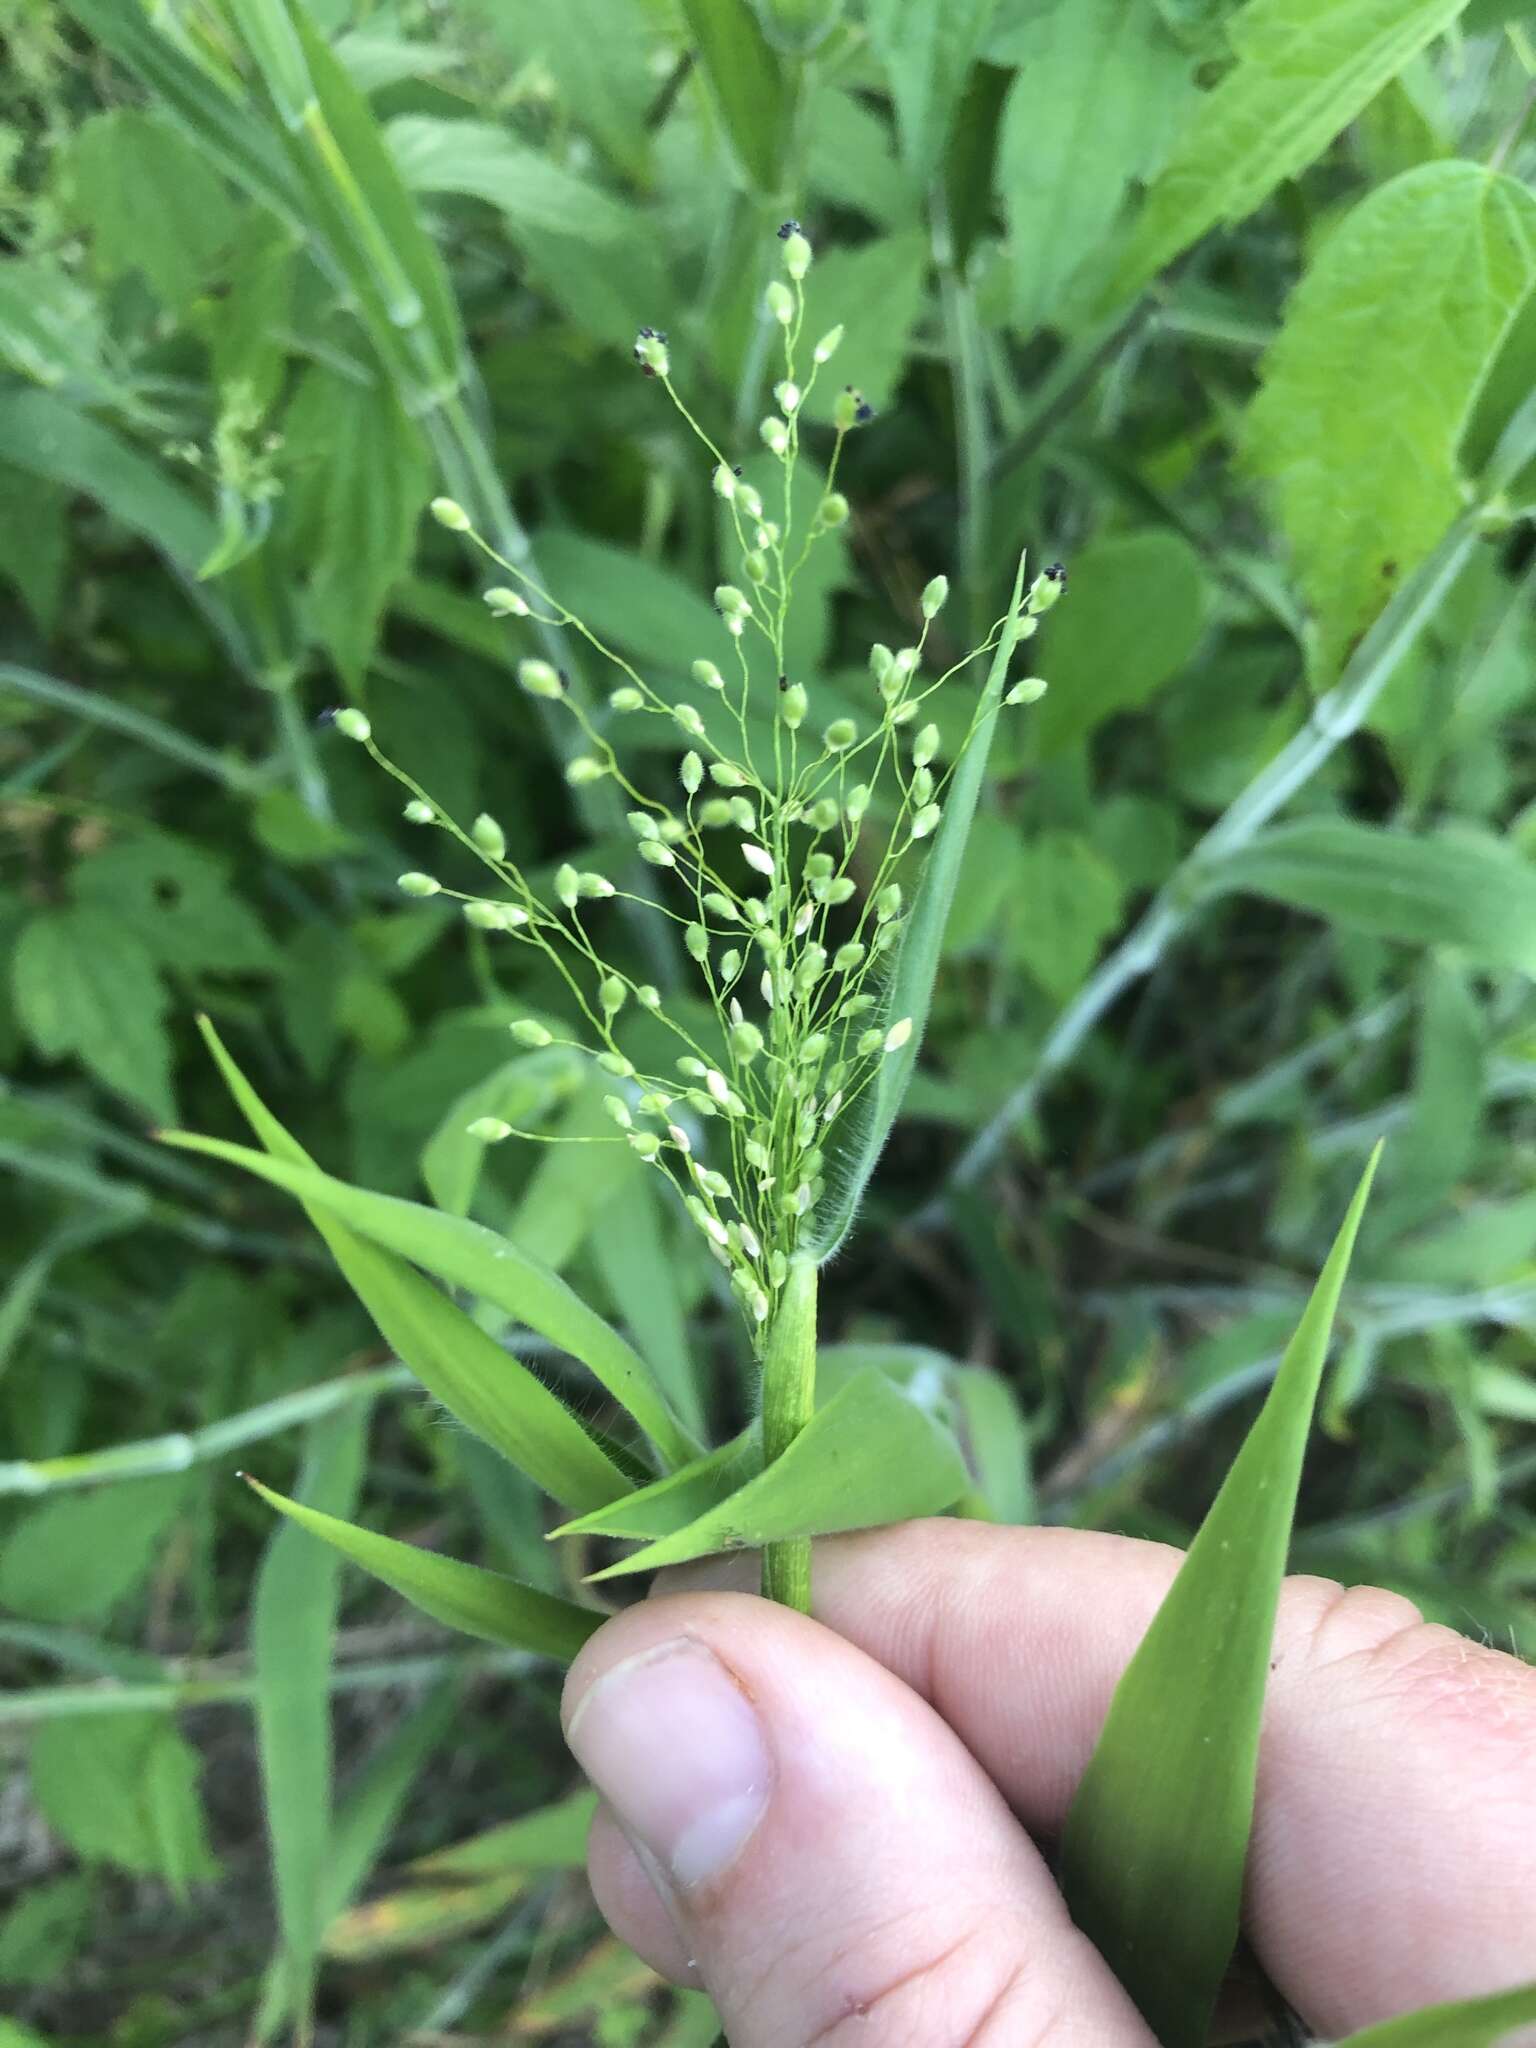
[811,554,1034,1260]
[1059,1147,1381,2046]
[252,1403,369,2042]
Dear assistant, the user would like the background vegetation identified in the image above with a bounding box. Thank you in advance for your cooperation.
[3,0,1536,2041]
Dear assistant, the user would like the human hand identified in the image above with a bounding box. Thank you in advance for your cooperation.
[561,1521,1536,2046]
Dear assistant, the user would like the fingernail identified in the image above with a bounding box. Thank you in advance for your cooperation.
[565,1638,773,1889]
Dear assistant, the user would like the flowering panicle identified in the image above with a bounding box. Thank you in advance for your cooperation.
[338,227,1064,1347]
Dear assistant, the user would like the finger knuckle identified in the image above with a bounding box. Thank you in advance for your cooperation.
[1284,1574,1536,1787]
[793,1919,1059,2048]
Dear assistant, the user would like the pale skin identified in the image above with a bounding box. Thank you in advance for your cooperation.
[561,1521,1536,2048]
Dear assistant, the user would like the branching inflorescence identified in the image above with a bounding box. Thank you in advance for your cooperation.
[330,225,1064,1354]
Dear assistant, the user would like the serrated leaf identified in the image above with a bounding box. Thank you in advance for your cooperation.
[73,832,277,974]
[1107,0,1470,305]
[197,1019,634,1514]
[1247,161,1536,678]
[999,0,1189,334]
[244,1478,602,1658]
[584,1367,970,1578]
[866,0,999,191]
[1201,819,1536,972]
[12,909,174,1122]
[809,553,1032,1260]
[161,1118,700,1471]
[1330,1984,1536,2048]
[1060,1149,1379,2047]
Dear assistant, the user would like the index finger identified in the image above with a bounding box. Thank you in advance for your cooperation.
[788,1520,1536,2038]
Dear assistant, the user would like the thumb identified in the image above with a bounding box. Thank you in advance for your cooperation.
[562,1590,1153,2047]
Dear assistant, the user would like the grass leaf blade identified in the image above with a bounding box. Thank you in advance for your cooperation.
[810,552,1032,1260]
[251,1402,369,2042]
[1059,1146,1381,2047]
[1330,1984,1536,2048]
[585,1367,969,1579]
[169,1074,698,1473]
[244,1478,601,1661]
[196,1020,634,1514]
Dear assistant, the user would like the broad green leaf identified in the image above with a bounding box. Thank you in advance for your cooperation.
[0,256,115,402]
[585,1367,971,1578]
[0,1477,187,1625]
[754,0,845,54]
[1331,1985,1536,2048]
[1030,532,1209,756]
[1060,1149,1380,2048]
[73,831,277,974]
[535,530,728,672]
[421,1048,583,1218]
[388,116,634,244]
[952,1367,1033,1523]
[507,1084,640,1272]
[1201,819,1536,973]
[809,552,1032,1261]
[28,1713,218,1892]
[335,29,463,93]
[282,363,429,689]
[408,1787,597,1878]
[1247,163,1536,678]
[244,1478,602,1659]
[1007,831,1125,1000]
[64,109,240,312]
[1107,0,1470,305]
[12,909,173,1122]
[462,0,655,182]
[252,1404,367,2036]
[866,0,1000,191]
[1368,957,1482,1243]
[197,1019,634,1514]
[999,0,1189,335]
[160,1125,700,1471]
[800,233,929,412]
[589,1164,703,1438]
[0,388,213,576]
[58,0,305,226]
[0,1873,93,1989]
[676,0,790,194]
[806,85,911,227]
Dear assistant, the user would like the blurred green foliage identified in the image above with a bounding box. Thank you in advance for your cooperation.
[3,0,1536,2040]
